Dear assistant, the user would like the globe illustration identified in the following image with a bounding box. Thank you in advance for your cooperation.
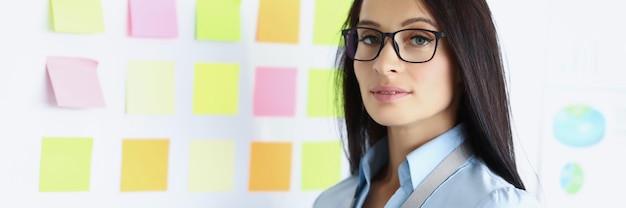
[553,104,605,147]
[560,162,584,194]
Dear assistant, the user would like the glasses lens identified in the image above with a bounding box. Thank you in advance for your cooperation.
[395,29,438,62]
[344,29,358,60]
[352,28,383,61]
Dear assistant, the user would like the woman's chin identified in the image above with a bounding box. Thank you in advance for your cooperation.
[370,114,415,127]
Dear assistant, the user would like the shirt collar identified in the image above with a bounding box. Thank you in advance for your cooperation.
[357,124,466,190]
[405,124,465,189]
[359,136,389,185]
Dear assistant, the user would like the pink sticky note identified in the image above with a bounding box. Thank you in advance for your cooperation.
[46,56,105,108]
[253,67,297,117]
[128,0,178,38]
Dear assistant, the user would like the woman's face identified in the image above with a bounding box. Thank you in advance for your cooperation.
[355,0,459,128]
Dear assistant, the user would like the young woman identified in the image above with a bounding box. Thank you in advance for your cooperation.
[314,0,540,207]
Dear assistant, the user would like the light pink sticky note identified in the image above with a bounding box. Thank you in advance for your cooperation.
[253,67,297,117]
[46,56,105,108]
[128,0,178,38]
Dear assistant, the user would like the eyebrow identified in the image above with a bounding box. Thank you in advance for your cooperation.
[357,17,437,28]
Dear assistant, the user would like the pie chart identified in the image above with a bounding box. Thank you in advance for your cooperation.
[560,162,584,194]
[553,104,605,147]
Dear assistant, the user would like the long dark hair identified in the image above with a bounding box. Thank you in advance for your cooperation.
[334,0,526,190]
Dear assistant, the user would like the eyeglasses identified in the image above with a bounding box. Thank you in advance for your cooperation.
[341,27,446,63]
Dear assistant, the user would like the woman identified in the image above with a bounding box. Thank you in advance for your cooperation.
[314,0,540,207]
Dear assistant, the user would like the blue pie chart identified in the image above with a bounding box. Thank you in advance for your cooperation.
[553,104,605,147]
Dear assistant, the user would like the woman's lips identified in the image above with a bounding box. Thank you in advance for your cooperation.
[370,86,410,102]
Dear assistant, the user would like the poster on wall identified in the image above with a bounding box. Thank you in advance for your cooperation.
[539,87,626,207]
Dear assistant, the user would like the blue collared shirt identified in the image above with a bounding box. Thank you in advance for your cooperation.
[352,124,465,208]
[313,123,541,208]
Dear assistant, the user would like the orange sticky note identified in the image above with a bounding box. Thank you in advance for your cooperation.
[248,142,292,191]
[120,139,170,192]
[256,0,300,43]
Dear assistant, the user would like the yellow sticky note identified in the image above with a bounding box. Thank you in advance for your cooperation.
[301,141,341,190]
[188,140,235,192]
[126,61,175,115]
[257,0,300,44]
[121,139,170,192]
[193,63,239,115]
[40,137,93,192]
[248,142,292,191]
[313,0,351,45]
[196,0,242,41]
[307,69,343,117]
[50,0,105,33]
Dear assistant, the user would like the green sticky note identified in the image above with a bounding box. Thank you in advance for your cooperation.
[126,61,175,115]
[188,140,235,192]
[40,137,93,192]
[307,69,343,117]
[50,0,105,33]
[196,0,242,41]
[193,63,239,115]
[301,141,341,190]
[313,0,351,45]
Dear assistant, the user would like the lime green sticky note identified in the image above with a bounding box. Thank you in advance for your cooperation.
[193,63,239,115]
[188,140,235,192]
[50,0,105,33]
[307,69,343,117]
[126,61,175,115]
[40,137,93,192]
[196,0,242,41]
[301,141,341,190]
[121,139,170,192]
[313,0,351,45]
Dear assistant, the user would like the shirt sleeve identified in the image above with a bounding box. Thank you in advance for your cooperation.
[475,187,542,208]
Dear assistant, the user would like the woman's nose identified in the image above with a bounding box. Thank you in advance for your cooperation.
[373,38,403,74]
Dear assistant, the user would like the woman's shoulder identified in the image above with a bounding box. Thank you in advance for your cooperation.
[312,175,359,208]
[423,157,541,207]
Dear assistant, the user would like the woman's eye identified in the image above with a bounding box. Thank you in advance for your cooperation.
[410,36,432,46]
[359,35,380,45]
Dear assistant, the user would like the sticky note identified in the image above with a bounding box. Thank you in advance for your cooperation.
[257,0,300,43]
[193,63,239,115]
[301,141,342,190]
[196,0,242,41]
[253,67,297,117]
[188,140,235,192]
[126,61,175,115]
[46,56,105,108]
[128,0,178,38]
[50,0,105,33]
[121,139,170,192]
[307,69,343,117]
[40,137,93,192]
[313,0,351,45]
[249,142,292,191]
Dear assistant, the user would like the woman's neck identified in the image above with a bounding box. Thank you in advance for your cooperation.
[379,111,458,185]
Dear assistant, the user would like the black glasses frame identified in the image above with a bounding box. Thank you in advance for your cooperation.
[341,27,446,63]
